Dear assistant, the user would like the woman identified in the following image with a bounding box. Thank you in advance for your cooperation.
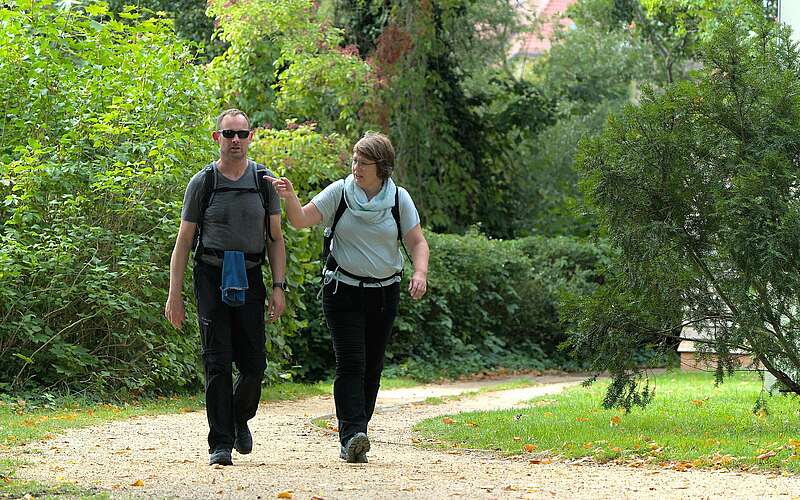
[269,132,429,463]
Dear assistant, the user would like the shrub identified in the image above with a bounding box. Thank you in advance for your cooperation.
[0,1,215,395]
[286,230,609,381]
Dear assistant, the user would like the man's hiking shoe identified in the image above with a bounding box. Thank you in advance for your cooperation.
[340,432,369,463]
[338,445,367,463]
[234,421,253,454]
[209,448,233,466]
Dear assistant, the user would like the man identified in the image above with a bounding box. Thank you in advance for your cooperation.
[164,109,286,466]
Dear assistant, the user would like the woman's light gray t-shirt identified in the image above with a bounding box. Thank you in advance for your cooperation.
[311,180,420,286]
[181,161,280,267]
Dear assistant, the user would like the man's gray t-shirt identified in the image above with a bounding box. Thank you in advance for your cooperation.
[182,160,280,267]
[311,180,420,285]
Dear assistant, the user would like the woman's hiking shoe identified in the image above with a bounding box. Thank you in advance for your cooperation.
[209,448,233,466]
[234,421,253,454]
[340,433,369,463]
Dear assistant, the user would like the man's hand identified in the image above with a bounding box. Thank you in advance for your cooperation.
[165,294,186,330]
[268,289,286,323]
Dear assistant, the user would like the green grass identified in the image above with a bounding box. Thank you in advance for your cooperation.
[415,370,800,472]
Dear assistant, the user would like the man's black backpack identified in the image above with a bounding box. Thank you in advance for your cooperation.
[192,160,275,264]
[322,182,411,279]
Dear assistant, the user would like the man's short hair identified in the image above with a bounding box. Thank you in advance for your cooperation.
[354,131,395,181]
[216,108,251,130]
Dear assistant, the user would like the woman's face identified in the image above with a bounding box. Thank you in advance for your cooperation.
[351,152,382,192]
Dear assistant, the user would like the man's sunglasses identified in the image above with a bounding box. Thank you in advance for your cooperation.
[219,129,251,139]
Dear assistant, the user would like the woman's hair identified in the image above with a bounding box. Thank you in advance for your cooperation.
[353,131,395,181]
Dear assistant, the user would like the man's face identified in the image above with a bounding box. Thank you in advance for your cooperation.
[213,114,252,161]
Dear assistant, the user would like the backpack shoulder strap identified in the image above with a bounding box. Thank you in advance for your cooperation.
[193,163,216,257]
[393,185,413,264]
[253,162,275,243]
[200,163,217,213]
[330,179,348,234]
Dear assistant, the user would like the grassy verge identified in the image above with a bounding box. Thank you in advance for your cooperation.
[415,370,800,473]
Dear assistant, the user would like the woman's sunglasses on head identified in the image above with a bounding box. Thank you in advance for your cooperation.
[219,129,250,139]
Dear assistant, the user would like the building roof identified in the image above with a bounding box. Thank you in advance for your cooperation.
[510,0,578,58]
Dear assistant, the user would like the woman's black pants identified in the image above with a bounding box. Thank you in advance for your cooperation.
[193,260,267,453]
[323,281,400,446]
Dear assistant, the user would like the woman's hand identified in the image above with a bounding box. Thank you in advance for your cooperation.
[408,271,427,300]
[266,176,296,200]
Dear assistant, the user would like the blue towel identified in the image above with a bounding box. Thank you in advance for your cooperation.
[221,251,248,307]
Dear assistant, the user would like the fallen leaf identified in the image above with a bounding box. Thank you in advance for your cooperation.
[131,479,144,487]
[465,421,477,427]
[672,461,693,472]
[523,444,536,453]
[575,417,590,422]
[529,458,552,464]
[513,436,522,442]
[691,399,705,407]
[610,416,621,427]
[442,417,455,425]
[310,496,325,500]
[757,450,777,460]
[87,409,94,417]
[543,412,553,417]
[277,490,294,499]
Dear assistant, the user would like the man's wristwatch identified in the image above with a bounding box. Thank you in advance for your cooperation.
[272,281,288,291]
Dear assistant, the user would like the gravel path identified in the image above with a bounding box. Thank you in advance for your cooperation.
[9,374,800,499]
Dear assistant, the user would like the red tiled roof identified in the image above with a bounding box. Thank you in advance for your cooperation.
[510,0,578,57]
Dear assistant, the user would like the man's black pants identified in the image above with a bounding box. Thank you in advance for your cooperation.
[322,281,400,446]
[193,260,267,453]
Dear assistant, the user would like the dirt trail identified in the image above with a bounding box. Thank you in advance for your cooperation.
[9,374,800,499]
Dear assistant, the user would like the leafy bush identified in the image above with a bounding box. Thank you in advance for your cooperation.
[206,0,371,134]
[286,230,609,381]
[0,1,215,395]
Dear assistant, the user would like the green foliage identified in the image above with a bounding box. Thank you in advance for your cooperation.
[288,231,609,380]
[524,104,616,236]
[0,0,215,394]
[337,0,555,237]
[207,0,371,134]
[525,0,774,239]
[105,0,225,60]
[571,14,800,407]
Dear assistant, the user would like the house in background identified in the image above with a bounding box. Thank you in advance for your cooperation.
[779,0,800,42]
[510,0,578,72]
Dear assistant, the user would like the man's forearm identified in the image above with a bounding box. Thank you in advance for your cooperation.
[266,237,286,283]
[168,242,191,298]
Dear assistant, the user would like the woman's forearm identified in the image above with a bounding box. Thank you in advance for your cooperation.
[284,194,309,229]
